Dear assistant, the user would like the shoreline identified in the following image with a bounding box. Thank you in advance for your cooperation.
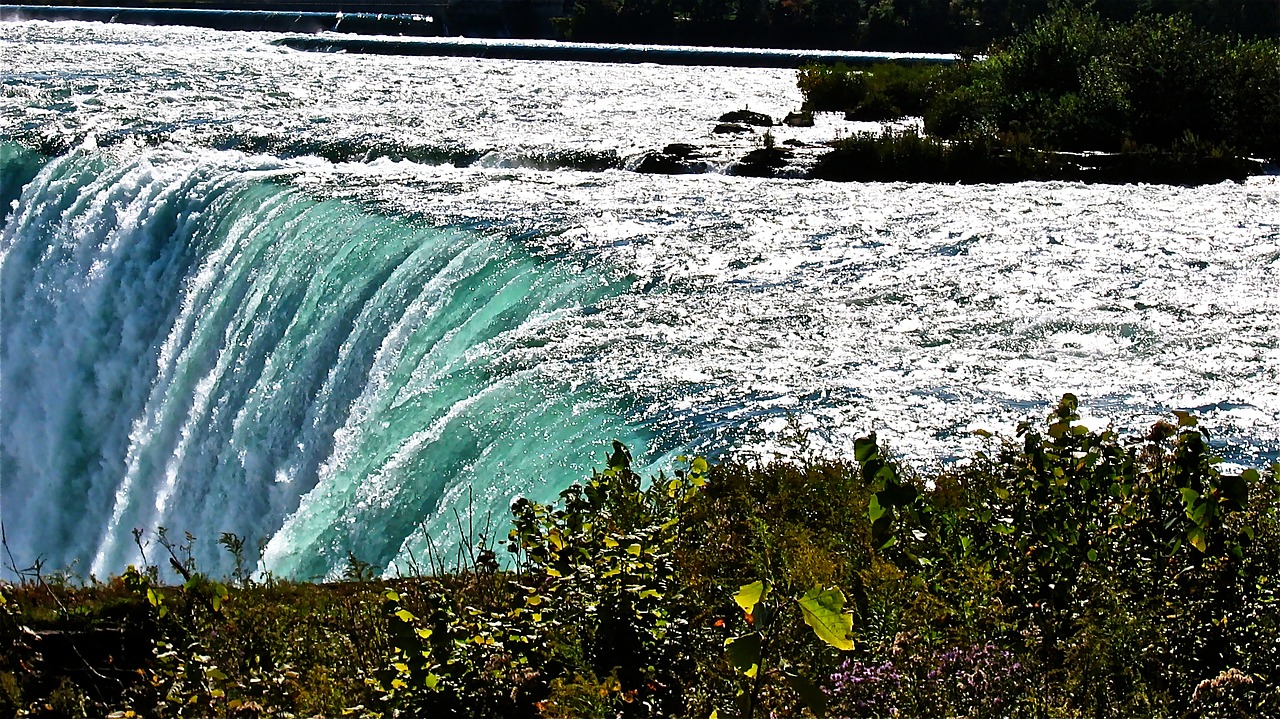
[0,5,956,68]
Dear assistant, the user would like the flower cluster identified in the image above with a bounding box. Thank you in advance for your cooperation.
[827,643,1028,719]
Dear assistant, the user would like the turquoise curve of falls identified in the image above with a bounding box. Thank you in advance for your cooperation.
[0,143,650,581]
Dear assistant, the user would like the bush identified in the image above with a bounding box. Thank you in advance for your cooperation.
[924,7,1280,160]
[797,63,869,112]
[799,63,946,118]
[811,128,1063,183]
[3,397,1277,718]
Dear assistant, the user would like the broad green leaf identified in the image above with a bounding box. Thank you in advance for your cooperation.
[724,633,762,677]
[395,609,416,623]
[868,495,886,523]
[797,587,854,651]
[1188,528,1207,553]
[1219,473,1249,511]
[1180,487,1200,509]
[734,580,769,616]
[854,434,878,463]
[1173,410,1198,427]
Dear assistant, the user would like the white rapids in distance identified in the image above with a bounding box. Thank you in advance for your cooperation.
[0,19,1277,580]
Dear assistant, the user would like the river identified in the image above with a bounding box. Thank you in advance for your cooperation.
[2,19,1277,579]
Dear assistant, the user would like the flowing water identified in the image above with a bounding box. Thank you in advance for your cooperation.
[2,20,1278,580]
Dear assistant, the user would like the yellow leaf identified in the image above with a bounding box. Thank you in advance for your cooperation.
[1189,528,1208,553]
[734,580,769,616]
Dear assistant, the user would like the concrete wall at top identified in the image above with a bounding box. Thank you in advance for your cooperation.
[7,0,571,38]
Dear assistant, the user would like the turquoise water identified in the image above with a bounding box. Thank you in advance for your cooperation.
[1,143,658,578]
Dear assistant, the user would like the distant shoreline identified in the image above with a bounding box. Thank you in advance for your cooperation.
[0,3,435,35]
[0,5,957,69]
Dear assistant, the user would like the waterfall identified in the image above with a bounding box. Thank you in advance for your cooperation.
[0,144,651,580]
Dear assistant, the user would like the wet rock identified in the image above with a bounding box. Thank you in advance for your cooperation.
[662,143,703,158]
[718,109,773,127]
[714,123,753,134]
[784,110,814,127]
[731,147,793,177]
[634,150,706,175]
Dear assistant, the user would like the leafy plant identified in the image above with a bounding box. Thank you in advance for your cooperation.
[723,578,853,719]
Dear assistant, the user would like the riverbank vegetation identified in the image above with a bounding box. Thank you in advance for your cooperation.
[4,395,1279,717]
[797,7,1278,183]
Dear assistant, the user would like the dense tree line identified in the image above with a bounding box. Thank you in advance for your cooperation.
[559,0,1280,51]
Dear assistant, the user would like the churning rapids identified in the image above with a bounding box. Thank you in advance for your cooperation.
[1,20,1278,580]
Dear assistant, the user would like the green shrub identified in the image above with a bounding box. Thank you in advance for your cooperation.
[799,62,946,118]
[797,63,869,112]
[3,399,1277,718]
[811,128,1064,183]
[924,7,1280,161]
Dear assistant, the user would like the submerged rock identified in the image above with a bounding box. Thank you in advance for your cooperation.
[784,110,814,127]
[731,146,794,177]
[714,123,753,134]
[635,149,708,175]
[718,109,773,127]
[662,143,703,158]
